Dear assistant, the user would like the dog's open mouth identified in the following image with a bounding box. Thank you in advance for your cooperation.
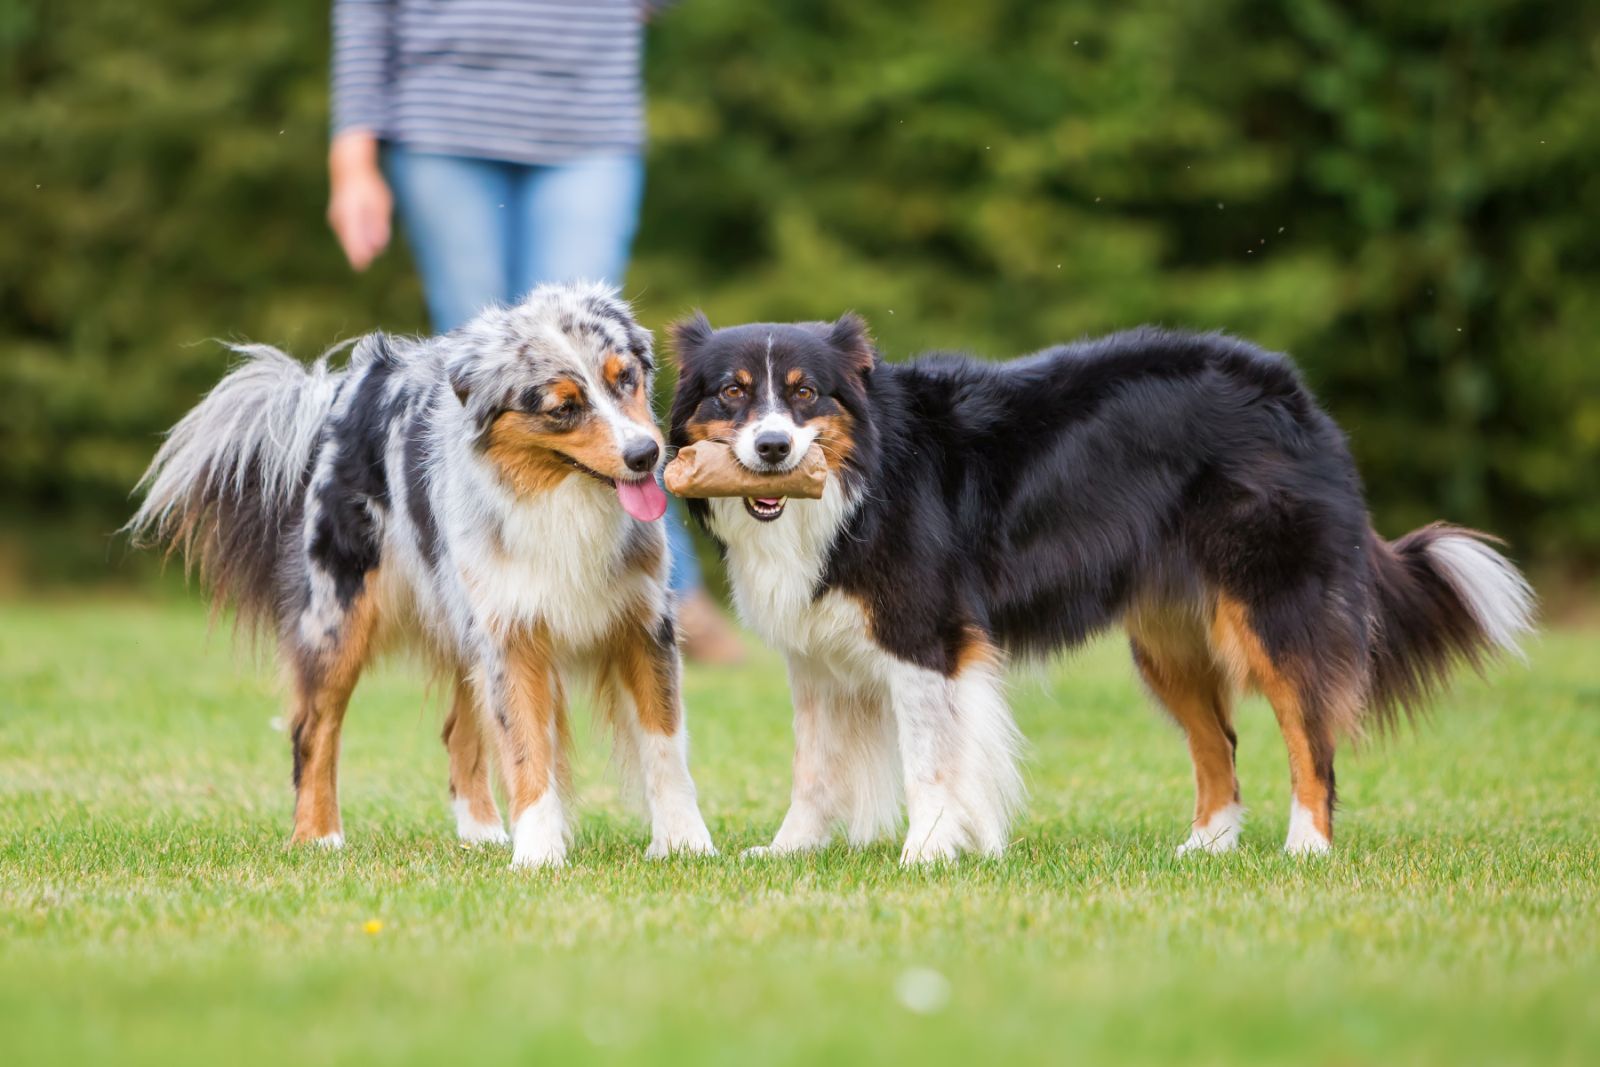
[557,453,666,522]
[743,496,787,522]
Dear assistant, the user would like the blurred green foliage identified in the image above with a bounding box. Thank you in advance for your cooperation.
[3,0,1597,581]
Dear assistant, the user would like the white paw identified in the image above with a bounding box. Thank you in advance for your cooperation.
[509,794,568,870]
[1284,799,1332,855]
[741,832,830,859]
[453,798,509,846]
[313,832,345,850]
[645,835,716,860]
[899,825,962,866]
[644,801,716,859]
[509,844,567,870]
[1176,802,1244,857]
[461,822,511,847]
[645,826,717,860]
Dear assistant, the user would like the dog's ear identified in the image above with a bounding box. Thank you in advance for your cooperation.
[448,357,473,405]
[827,312,877,376]
[445,352,502,444]
[669,311,714,369]
[627,322,656,372]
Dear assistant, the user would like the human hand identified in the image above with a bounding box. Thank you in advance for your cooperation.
[327,132,392,271]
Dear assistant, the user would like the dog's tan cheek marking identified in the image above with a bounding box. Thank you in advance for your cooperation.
[811,411,858,472]
[484,413,572,496]
[557,416,627,478]
[684,417,738,445]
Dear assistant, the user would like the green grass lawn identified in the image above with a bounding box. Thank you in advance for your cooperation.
[1,598,1596,1066]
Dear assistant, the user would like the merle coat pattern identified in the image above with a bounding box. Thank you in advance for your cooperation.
[130,283,714,868]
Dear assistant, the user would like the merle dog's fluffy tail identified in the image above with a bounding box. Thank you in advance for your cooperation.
[126,344,343,628]
[1365,523,1536,728]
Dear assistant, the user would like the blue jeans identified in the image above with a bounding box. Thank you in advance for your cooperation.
[386,146,703,596]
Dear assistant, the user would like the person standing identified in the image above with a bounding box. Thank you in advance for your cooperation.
[326,0,742,663]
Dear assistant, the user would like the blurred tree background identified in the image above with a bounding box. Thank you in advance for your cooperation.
[3,0,1597,587]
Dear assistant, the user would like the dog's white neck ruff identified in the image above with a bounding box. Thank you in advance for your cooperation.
[708,477,864,660]
[448,458,661,649]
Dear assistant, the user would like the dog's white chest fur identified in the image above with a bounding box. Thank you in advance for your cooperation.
[460,475,643,646]
[709,481,879,672]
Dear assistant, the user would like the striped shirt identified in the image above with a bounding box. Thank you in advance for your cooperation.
[331,0,650,165]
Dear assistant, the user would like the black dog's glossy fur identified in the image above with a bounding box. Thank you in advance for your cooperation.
[671,318,1533,857]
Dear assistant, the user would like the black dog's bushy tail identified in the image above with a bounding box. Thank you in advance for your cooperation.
[1365,523,1536,729]
[125,344,344,630]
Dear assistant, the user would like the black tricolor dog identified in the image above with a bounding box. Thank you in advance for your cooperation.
[669,314,1534,862]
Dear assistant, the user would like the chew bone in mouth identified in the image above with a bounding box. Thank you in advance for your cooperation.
[662,441,828,506]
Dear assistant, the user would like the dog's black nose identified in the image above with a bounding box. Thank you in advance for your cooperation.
[754,432,792,464]
[623,439,660,473]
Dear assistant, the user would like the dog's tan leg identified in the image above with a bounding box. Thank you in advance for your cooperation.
[604,615,715,858]
[480,626,570,868]
[1213,595,1335,854]
[442,675,507,845]
[1132,637,1241,855]
[287,584,380,847]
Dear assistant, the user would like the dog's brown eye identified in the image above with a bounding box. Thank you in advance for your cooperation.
[548,399,580,419]
[794,385,816,402]
[616,369,636,391]
[720,384,745,402]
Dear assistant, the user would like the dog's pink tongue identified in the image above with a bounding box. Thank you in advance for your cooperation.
[617,478,668,522]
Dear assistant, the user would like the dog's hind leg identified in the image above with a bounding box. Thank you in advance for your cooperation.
[442,675,507,845]
[603,613,715,859]
[1212,595,1338,855]
[1130,608,1242,855]
[286,578,380,847]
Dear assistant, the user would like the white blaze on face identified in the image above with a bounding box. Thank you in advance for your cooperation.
[554,337,666,521]
[733,411,818,472]
[574,361,658,466]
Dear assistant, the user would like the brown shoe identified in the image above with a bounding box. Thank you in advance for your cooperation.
[677,588,746,665]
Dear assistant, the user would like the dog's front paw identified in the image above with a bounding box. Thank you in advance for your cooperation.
[899,824,962,866]
[645,820,717,859]
[898,840,961,866]
[509,844,567,870]
[454,799,510,846]
[645,835,717,860]
[509,799,568,870]
[644,799,716,859]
